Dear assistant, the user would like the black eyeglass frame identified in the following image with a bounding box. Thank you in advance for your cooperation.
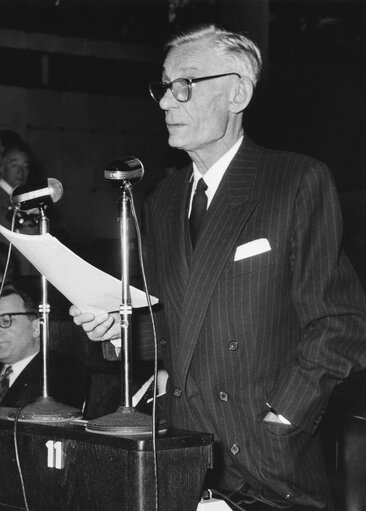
[149,72,241,103]
[0,312,37,329]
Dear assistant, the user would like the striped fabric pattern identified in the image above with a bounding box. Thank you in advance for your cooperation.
[141,137,366,508]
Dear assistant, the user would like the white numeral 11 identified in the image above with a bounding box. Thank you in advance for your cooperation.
[46,440,64,469]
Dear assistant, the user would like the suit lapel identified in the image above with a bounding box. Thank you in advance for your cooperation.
[162,166,192,317]
[178,139,261,382]
[1,354,40,405]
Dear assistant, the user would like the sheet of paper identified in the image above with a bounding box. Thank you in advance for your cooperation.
[0,224,157,314]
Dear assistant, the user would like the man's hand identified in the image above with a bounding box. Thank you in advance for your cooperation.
[69,305,120,342]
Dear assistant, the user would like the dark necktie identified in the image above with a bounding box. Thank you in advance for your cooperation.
[0,365,13,401]
[189,178,208,247]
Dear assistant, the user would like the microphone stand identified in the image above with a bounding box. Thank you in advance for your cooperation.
[9,205,82,422]
[86,166,167,435]
[119,185,134,410]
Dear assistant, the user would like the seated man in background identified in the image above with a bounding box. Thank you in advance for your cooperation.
[0,140,33,225]
[0,130,23,167]
[0,279,88,410]
[0,140,39,275]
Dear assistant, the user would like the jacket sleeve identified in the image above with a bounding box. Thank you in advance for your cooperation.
[268,160,366,433]
[130,194,162,362]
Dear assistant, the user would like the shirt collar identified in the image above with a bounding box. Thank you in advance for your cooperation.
[191,135,243,209]
[5,351,38,387]
[0,178,13,196]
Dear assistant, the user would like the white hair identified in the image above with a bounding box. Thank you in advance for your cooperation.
[165,24,262,86]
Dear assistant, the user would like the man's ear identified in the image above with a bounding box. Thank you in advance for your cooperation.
[32,317,40,338]
[229,76,254,114]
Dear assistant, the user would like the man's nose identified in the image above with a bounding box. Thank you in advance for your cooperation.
[17,165,27,178]
[159,89,177,110]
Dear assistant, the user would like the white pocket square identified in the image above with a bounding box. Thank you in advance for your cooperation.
[234,238,271,261]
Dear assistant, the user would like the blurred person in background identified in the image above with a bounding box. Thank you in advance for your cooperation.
[0,139,33,227]
[0,130,23,167]
[0,139,39,275]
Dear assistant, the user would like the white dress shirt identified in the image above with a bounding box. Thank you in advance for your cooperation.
[0,178,13,197]
[2,352,38,387]
[188,136,243,217]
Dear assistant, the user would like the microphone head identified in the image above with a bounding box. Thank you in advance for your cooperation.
[104,156,144,186]
[47,178,64,203]
[11,178,63,211]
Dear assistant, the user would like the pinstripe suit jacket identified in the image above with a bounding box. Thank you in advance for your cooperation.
[142,137,366,508]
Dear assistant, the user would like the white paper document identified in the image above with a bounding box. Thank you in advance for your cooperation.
[0,225,157,314]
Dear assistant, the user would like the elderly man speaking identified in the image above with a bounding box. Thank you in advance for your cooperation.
[70,25,366,510]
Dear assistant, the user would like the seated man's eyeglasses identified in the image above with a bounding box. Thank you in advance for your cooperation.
[0,312,37,329]
[149,73,241,103]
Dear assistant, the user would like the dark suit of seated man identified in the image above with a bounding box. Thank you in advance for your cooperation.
[0,280,88,410]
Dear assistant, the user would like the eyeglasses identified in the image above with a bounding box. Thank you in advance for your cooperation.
[0,312,37,329]
[149,72,241,103]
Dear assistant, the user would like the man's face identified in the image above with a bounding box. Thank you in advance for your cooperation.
[160,40,238,156]
[2,150,30,188]
[0,294,39,365]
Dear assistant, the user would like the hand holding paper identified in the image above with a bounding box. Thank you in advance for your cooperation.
[70,306,120,342]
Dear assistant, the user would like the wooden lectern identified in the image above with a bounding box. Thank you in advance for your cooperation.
[0,409,212,511]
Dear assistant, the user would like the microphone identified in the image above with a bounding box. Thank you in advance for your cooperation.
[11,178,63,210]
[104,156,144,187]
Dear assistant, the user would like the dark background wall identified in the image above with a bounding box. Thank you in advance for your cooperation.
[0,0,365,283]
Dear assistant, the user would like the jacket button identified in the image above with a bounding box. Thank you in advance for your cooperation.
[219,391,229,402]
[228,341,238,351]
[160,337,167,346]
[230,443,240,455]
[173,388,182,397]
